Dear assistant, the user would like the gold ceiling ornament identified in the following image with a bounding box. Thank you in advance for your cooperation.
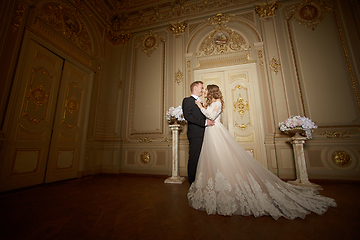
[106,29,130,45]
[175,69,184,85]
[36,2,93,55]
[332,150,352,167]
[140,152,151,164]
[255,1,279,18]
[320,131,351,138]
[287,0,327,30]
[169,20,187,35]
[197,23,250,57]
[12,3,25,33]
[137,30,165,57]
[269,56,281,75]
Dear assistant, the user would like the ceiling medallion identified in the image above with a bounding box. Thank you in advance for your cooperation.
[292,0,327,30]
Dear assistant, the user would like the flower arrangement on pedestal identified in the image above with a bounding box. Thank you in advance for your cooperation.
[279,115,318,139]
[166,106,186,125]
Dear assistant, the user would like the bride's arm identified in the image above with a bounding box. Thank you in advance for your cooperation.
[199,101,222,120]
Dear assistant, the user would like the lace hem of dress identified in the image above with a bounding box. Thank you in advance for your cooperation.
[187,171,336,220]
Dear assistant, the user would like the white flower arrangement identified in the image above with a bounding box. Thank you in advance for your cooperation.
[279,115,318,139]
[166,106,186,123]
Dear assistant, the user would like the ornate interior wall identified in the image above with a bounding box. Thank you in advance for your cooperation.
[0,0,359,191]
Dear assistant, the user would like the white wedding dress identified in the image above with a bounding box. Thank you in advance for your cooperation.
[187,101,336,220]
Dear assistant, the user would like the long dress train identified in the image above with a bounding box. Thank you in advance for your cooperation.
[187,101,336,220]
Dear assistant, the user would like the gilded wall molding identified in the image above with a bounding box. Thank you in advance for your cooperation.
[106,29,130,45]
[137,30,165,57]
[287,0,326,30]
[319,131,351,138]
[255,1,279,19]
[169,20,187,35]
[332,150,352,167]
[175,69,184,85]
[285,1,360,117]
[129,31,166,136]
[12,3,25,33]
[187,13,261,54]
[269,56,281,75]
[35,2,93,56]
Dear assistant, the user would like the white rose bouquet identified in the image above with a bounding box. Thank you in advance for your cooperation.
[279,115,318,139]
[166,106,186,124]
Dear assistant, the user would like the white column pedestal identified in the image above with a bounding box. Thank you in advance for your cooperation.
[287,133,322,190]
[165,124,185,184]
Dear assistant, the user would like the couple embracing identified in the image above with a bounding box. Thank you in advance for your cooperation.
[182,81,336,220]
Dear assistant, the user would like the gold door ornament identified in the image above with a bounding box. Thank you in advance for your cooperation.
[62,83,82,128]
[23,68,53,124]
[232,85,251,130]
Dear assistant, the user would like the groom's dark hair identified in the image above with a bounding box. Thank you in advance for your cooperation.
[190,81,203,93]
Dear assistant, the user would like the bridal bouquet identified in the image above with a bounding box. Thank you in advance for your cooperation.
[279,115,318,139]
[166,106,186,124]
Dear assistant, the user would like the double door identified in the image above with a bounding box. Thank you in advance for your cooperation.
[0,38,92,191]
[194,64,267,167]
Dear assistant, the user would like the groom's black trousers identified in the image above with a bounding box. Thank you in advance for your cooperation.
[188,137,204,185]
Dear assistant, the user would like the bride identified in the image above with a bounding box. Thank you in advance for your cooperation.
[187,84,336,220]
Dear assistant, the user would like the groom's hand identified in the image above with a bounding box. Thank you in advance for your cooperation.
[206,119,215,126]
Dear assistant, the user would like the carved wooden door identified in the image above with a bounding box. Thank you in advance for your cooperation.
[45,61,91,183]
[194,64,267,167]
[0,40,63,191]
[0,39,92,191]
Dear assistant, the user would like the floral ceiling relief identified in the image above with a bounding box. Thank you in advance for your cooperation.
[36,2,93,56]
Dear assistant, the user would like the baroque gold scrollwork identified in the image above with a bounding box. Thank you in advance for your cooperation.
[255,1,279,18]
[140,152,151,164]
[36,2,93,55]
[288,0,327,30]
[269,56,281,75]
[62,83,82,128]
[23,68,53,124]
[169,20,187,35]
[12,4,25,32]
[106,29,130,45]
[175,69,184,85]
[139,30,165,57]
[332,150,352,167]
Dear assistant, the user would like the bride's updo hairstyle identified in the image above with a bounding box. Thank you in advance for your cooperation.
[205,84,224,112]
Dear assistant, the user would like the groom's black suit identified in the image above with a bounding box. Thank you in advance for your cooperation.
[182,96,206,185]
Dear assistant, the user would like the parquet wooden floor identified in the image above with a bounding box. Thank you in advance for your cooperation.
[0,174,359,240]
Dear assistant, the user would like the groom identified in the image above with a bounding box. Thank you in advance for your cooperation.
[182,81,214,185]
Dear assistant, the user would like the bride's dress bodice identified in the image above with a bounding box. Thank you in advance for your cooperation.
[200,100,222,124]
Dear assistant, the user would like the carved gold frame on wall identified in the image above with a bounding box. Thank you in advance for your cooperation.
[129,31,166,137]
[286,0,360,119]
